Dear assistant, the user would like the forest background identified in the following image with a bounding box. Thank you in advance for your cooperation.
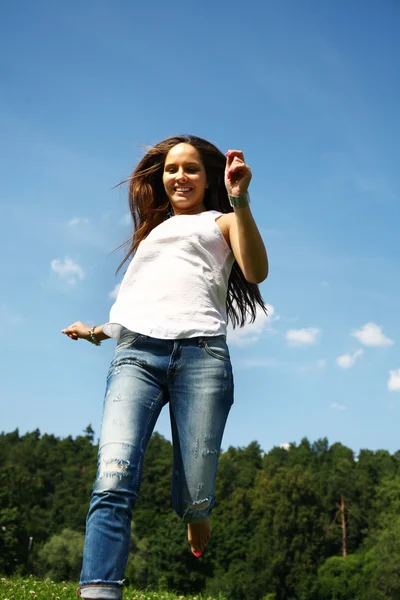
[2,427,400,600]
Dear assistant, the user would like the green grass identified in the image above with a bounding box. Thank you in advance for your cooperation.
[0,576,227,600]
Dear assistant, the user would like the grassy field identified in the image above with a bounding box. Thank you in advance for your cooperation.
[0,576,227,600]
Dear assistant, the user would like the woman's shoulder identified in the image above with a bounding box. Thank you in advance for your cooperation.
[213,211,234,228]
[213,212,234,249]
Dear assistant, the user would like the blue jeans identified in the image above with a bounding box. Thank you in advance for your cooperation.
[78,329,234,599]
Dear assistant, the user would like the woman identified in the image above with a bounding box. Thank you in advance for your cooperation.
[62,135,269,599]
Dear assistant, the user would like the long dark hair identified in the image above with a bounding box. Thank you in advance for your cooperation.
[117,134,267,328]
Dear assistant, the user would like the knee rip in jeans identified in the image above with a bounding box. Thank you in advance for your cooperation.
[202,449,219,457]
[195,434,220,459]
[99,457,129,480]
[188,497,210,511]
[183,496,212,522]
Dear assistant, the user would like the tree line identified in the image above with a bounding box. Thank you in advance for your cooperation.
[1,426,400,600]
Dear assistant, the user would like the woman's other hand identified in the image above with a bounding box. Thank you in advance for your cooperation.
[225,150,252,197]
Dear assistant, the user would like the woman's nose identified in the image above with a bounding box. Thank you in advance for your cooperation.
[176,168,187,180]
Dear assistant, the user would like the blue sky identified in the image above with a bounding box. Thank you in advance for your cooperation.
[1,0,399,455]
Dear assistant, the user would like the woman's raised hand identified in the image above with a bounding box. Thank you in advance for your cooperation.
[62,321,91,342]
[225,150,252,197]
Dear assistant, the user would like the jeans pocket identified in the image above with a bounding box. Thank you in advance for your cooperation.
[204,337,231,362]
[116,329,147,350]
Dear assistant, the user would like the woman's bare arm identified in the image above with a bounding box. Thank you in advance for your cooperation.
[61,322,110,344]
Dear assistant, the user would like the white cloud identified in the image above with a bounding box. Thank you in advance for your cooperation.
[352,322,393,347]
[51,257,85,286]
[280,442,290,450]
[228,304,278,346]
[388,369,400,392]
[109,283,121,300]
[331,402,346,411]
[68,217,90,227]
[336,349,363,369]
[286,327,320,346]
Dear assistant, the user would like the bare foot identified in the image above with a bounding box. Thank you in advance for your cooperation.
[187,518,211,557]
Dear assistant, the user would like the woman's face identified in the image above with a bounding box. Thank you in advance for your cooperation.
[163,143,208,215]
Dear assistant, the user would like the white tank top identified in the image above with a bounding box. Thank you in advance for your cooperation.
[103,210,235,340]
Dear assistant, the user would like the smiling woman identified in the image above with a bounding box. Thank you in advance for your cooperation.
[162,143,209,215]
[61,134,269,600]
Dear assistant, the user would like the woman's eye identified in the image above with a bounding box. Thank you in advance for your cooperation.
[164,166,199,174]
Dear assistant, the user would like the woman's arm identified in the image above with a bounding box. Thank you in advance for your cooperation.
[226,207,268,284]
[61,322,110,345]
[224,149,269,284]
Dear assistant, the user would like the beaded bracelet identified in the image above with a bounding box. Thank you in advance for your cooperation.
[89,326,101,346]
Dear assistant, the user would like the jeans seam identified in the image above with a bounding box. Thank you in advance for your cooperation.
[135,388,164,489]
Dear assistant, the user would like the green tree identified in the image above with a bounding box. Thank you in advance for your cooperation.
[246,466,325,600]
[311,554,362,600]
[361,517,400,600]
[39,528,84,581]
[317,443,356,557]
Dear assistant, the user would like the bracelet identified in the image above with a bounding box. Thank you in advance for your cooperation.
[228,191,251,209]
[89,326,101,346]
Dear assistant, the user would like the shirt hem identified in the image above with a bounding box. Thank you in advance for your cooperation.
[102,321,228,341]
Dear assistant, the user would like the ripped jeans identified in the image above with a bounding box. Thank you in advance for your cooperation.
[78,328,234,599]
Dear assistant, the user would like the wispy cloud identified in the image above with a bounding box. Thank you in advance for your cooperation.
[109,283,121,300]
[68,217,90,227]
[51,257,85,286]
[295,359,328,374]
[336,349,363,369]
[240,357,326,374]
[352,322,394,347]
[321,150,397,204]
[64,215,114,251]
[286,327,320,346]
[228,304,278,346]
[353,174,395,200]
[120,213,132,227]
[331,402,346,411]
[388,369,400,392]
[240,357,282,369]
